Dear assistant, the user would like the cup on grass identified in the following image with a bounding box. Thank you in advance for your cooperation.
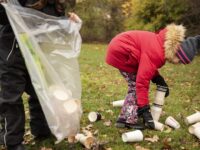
[122,130,143,142]
[185,112,200,125]
[188,122,200,134]
[193,126,200,139]
[88,112,102,122]
[165,116,180,129]
[154,120,164,131]
[151,105,162,121]
[112,100,125,107]
[75,134,95,149]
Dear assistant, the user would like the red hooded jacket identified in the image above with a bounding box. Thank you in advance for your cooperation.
[106,24,186,107]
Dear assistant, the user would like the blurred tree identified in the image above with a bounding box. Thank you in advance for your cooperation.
[74,0,128,42]
[124,0,187,31]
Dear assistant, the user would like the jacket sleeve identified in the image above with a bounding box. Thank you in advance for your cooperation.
[0,4,9,25]
[136,53,158,108]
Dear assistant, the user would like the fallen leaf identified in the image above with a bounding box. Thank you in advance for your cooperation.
[164,126,172,133]
[162,138,172,150]
[40,147,53,150]
[135,145,150,150]
[145,135,159,143]
[104,120,112,127]
[106,148,112,150]
[106,109,114,115]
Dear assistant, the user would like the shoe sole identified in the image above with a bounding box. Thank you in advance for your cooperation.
[115,122,145,130]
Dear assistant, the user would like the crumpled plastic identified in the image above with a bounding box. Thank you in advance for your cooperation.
[2,0,82,143]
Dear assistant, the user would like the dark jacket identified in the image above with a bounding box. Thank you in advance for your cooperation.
[0,0,64,56]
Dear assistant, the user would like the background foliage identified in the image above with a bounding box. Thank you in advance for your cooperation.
[74,0,200,42]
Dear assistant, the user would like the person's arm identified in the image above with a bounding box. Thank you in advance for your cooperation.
[136,54,157,129]
[136,54,158,108]
[0,0,9,25]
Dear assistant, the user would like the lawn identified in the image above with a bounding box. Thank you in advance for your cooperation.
[6,43,200,150]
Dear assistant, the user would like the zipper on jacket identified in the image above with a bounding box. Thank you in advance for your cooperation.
[3,117,7,147]
[6,38,15,61]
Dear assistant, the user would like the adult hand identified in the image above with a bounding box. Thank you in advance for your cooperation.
[68,12,82,23]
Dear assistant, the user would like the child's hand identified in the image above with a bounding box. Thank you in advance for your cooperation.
[68,12,82,23]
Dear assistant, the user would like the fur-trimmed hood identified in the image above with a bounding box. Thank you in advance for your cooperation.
[164,24,186,62]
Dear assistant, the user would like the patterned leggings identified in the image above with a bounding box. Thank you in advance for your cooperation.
[118,70,138,124]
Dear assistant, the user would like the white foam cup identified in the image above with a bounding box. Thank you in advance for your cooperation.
[75,134,95,149]
[75,134,85,141]
[49,85,72,101]
[194,126,200,139]
[151,105,162,121]
[165,116,180,129]
[154,86,167,105]
[188,122,200,134]
[112,100,125,107]
[122,130,143,142]
[63,100,78,114]
[154,120,164,131]
[154,91,165,105]
[88,112,101,122]
[185,112,200,125]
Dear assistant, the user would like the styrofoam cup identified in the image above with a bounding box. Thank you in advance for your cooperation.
[63,100,78,114]
[151,105,162,121]
[154,91,165,105]
[122,130,143,142]
[88,112,101,122]
[193,126,200,139]
[154,120,164,131]
[185,112,200,125]
[188,122,200,134]
[75,134,95,149]
[112,100,125,107]
[165,116,180,129]
[49,85,72,101]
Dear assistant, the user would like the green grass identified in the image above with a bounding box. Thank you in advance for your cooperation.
[21,43,200,149]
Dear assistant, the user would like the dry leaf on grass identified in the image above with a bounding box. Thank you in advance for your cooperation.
[103,120,112,127]
[161,138,172,150]
[40,147,53,150]
[164,126,172,133]
[105,110,114,115]
[135,145,150,150]
[144,135,159,143]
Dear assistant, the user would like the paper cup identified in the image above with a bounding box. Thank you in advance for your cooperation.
[188,122,200,134]
[112,100,125,107]
[165,116,180,129]
[75,134,95,149]
[49,85,72,101]
[88,112,101,122]
[122,130,143,142]
[185,112,200,125]
[194,126,200,139]
[63,100,78,114]
[154,120,164,131]
[154,91,166,106]
[151,105,162,121]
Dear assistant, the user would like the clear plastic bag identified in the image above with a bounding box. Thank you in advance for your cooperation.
[2,0,82,143]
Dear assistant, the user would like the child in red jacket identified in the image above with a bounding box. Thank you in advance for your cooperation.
[106,24,200,129]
